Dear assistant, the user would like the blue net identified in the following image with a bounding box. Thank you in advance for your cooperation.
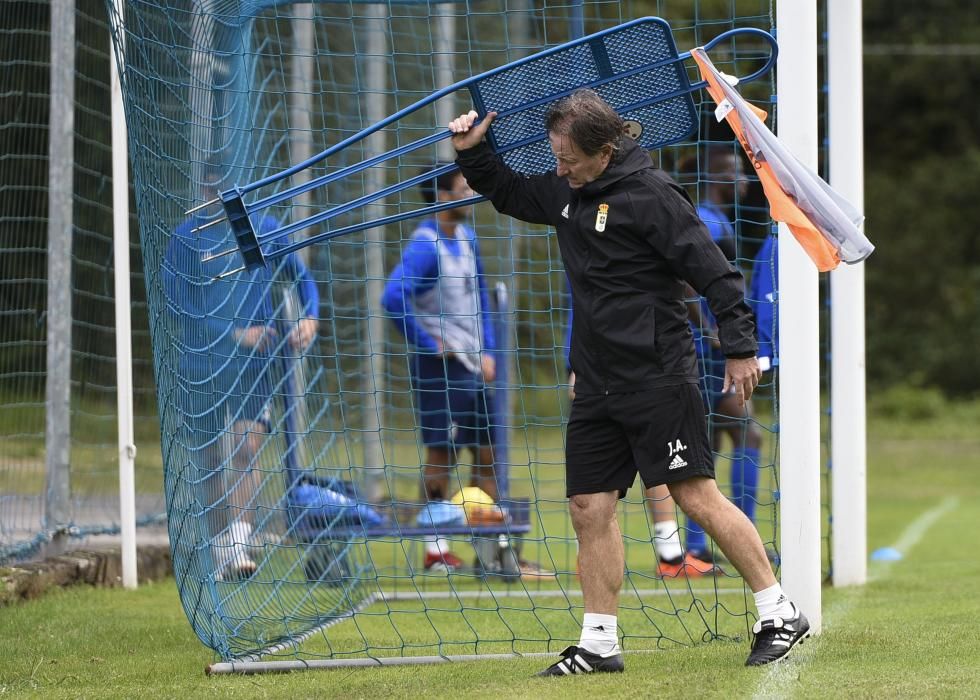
[0,0,166,565]
[106,0,783,664]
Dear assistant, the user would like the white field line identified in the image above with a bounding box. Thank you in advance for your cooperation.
[750,496,959,700]
[869,496,959,581]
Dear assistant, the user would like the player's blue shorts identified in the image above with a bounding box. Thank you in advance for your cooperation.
[410,354,495,448]
[695,338,727,411]
[178,360,275,465]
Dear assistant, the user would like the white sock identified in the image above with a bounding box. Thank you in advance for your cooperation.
[426,537,452,556]
[578,613,620,657]
[753,583,796,619]
[653,520,684,562]
[217,519,252,546]
[215,520,255,573]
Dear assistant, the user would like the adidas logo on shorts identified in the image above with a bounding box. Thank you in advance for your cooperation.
[668,454,688,470]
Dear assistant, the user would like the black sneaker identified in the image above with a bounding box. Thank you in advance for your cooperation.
[745,603,811,666]
[537,646,624,676]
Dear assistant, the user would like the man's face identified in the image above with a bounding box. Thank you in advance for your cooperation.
[714,153,749,206]
[548,132,611,189]
[438,172,475,220]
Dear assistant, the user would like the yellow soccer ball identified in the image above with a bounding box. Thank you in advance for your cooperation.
[451,487,505,525]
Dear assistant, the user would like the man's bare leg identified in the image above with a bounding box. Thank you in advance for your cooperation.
[213,419,267,578]
[469,445,498,501]
[228,419,266,520]
[547,490,624,667]
[422,446,454,501]
[570,491,623,615]
[422,446,461,567]
[669,476,811,665]
[668,476,774,590]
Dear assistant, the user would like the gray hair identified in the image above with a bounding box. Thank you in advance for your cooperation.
[545,89,623,158]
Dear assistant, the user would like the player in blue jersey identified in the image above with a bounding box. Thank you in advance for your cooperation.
[163,176,319,580]
[681,148,765,563]
[749,234,778,373]
[381,166,500,573]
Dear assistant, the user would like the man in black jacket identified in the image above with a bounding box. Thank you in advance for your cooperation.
[449,89,809,675]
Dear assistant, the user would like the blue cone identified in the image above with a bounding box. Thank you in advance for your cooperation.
[870,547,903,562]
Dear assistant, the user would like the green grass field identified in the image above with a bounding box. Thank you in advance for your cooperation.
[2,401,979,698]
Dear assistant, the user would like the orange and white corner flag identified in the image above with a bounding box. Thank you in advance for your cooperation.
[691,48,874,272]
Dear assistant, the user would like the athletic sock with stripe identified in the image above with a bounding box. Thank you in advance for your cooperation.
[753,582,796,620]
[653,520,684,562]
[578,613,621,657]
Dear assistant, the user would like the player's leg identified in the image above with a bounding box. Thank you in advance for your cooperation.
[669,475,810,664]
[190,383,261,581]
[465,382,498,500]
[197,440,232,576]
[414,354,465,571]
[572,490,624,615]
[412,356,453,476]
[715,393,763,523]
[537,488,626,676]
[448,365,510,575]
[538,393,630,676]
[418,445,465,572]
[422,446,454,501]
[419,445,466,570]
[183,386,227,553]
[227,416,268,512]
[469,445,498,500]
[644,385,810,666]
[646,484,682,563]
[645,483,718,577]
[685,350,724,558]
[214,403,270,580]
[414,354,458,499]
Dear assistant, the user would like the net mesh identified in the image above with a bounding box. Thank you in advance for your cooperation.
[103,0,783,663]
[0,0,165,564]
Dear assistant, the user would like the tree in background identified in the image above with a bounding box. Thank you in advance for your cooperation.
[863,0,979,397]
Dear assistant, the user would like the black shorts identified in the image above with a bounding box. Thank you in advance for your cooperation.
[565,383,714,498]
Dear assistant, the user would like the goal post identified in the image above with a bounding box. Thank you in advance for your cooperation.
[828,0,868,589]
[43,0,75,560]
[110,0,139,590]
[775,0,823,633]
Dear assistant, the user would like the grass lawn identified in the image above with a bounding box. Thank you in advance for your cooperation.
[1,403,979,698]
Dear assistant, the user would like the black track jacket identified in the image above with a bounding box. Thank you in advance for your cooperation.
[456,137,757,395]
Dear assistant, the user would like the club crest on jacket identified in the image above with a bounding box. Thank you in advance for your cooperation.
[595,203,609,233]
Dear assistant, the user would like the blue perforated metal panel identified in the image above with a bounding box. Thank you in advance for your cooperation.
[471,18,698,175]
